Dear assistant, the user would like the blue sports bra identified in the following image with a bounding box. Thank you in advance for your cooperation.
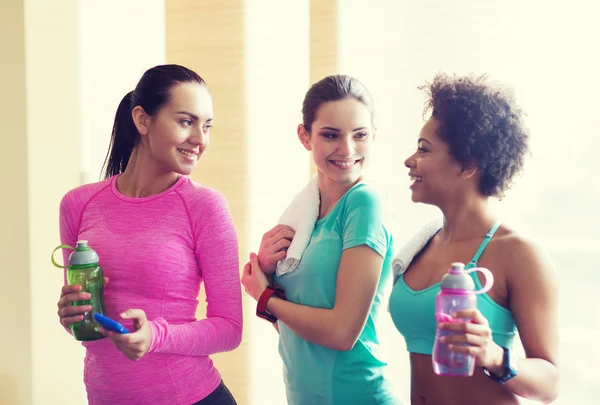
[389,222,516,354]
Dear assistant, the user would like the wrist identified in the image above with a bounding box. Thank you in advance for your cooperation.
[256,286,286,323]
[483,346,519,384]
[486,344,506,376]
[147,319,158,353]
[146,317,167,354]
[254,287,266,302]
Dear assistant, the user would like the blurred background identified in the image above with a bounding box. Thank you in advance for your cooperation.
[1,0,598,404]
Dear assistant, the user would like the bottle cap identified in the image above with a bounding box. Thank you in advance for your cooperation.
[69,240,99,266]
[440,262,475,291]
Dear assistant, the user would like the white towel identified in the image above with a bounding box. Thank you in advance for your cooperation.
[392,217,443,282]
[275,176,320,277]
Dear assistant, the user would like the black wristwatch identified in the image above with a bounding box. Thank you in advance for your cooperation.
[483,346,519,384]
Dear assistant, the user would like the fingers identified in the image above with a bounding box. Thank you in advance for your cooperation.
[106,332,143,361]
[60,313,86,327]
[261,228,294,256]
[57,299,91,327]
[258,226,294,272]
[60,284,82,296]
[272,228,295,242]
[58,303,92,318]
[121,309,146,323]
[438,309,492,339]
[57,288,92,322]
[272,251,287,263]
[120,309,147,333]
[121,309,146,320]
[437,310,496,366]
[452,309,488,325]
[439,312,493,358]
[103,277,109,287]
[441,331,487,346]
[447,344,481,356]
[273,238,292,251]
[250,259,268,285]
[58,291,90,307]
[264,224,295,238]
[106,329,141,344]
[438,321,483,334]
[249,252,260,267]
[57,284,89,327]
[105,322,150,361]
[263,227,279,238]
[263,228,294,257]
[241,262,252,294]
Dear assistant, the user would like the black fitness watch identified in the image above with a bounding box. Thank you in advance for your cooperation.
[483,346,519,384]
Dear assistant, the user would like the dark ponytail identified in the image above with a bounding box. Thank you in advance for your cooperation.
[102,91,137,179]
[101,64,207,180]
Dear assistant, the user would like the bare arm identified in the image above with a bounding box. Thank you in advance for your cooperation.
[440,237,560,403]
[265,245,383,351]
[243,188,389,347]
[498,238,560,403]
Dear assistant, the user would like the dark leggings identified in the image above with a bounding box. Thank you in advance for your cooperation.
[192,381,237,405]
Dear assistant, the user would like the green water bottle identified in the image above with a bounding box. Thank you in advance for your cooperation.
[52,240,106,341]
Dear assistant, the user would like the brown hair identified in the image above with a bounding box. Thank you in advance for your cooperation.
[301,75,374,131]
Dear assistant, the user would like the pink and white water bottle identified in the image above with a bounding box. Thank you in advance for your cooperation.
[432,262,494,376]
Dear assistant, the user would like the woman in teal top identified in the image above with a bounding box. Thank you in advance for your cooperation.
[389,74,560,405]
[241,75,402,405]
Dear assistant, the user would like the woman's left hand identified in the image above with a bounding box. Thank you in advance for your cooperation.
[241,252,269,301]
[438,309,504,372]
[100,309,152,361]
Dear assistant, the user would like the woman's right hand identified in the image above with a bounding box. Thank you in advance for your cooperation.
[57,277,108,328]
[57,284,91,328]
[258,225,295,274]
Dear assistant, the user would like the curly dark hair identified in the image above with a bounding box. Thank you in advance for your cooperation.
[421,73,530,197]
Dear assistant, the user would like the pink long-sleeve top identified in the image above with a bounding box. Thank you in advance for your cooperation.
[59,174,243,405]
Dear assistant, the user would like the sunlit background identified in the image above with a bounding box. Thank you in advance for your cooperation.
[1,1,598,404]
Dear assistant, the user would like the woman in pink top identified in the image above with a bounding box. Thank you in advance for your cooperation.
[56,64,243,405]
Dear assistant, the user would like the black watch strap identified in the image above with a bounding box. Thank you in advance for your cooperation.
[483,346,518,384]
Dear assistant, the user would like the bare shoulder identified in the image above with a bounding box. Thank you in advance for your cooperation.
[492,227,557,286]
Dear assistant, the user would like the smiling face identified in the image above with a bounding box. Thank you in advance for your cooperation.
[404,118,467,205]
[137,82,214,176]
[299,98,375,186]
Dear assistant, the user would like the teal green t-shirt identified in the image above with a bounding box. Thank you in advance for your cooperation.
[273,183,402,405]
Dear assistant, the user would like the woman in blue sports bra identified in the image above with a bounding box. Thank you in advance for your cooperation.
[389,74,559,405]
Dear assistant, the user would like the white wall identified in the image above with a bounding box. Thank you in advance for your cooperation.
[79,0,166,183]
